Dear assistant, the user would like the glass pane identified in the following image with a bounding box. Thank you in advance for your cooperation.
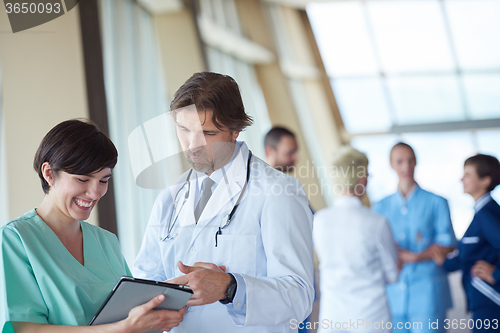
[476,130,500,203]
[476,130,500,157]
[307,2,378,77]
[445,0,500,70]
[462,74,500,119]
[211,0,227,27]
[223,0,241,34]
[332,78,392,133]
[368,0,454,73]
[206,47,220,73]
[0,70,7,225]
[401,132,477,238]
[387,76,465,124]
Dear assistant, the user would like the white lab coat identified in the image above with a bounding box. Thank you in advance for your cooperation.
[134,142,314,333]
[313,196,398,333]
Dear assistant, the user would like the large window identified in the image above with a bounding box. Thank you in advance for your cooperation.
[0,68,7,226]
[198,0,272,157]
[100,0,171,265]
[308,0,500,238]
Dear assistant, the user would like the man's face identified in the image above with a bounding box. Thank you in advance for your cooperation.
[271,135,298,172]
[175,109,239,175]
[390,146,416,183]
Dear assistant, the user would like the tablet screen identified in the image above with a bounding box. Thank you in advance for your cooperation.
[89,276,193,328]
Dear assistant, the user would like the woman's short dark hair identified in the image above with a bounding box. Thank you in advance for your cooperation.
[170,72,253,133]
[464,154,500,192]
[33,119,118,193]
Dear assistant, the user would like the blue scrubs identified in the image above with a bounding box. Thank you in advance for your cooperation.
[443,194,500,332]
[373,186,456,333]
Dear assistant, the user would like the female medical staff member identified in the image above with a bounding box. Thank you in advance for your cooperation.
[314,147,399,333]
[432,154,500,332]
[0,120,185,333]
[373,142,456,333]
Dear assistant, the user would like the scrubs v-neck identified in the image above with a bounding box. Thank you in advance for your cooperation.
[1,209,131,332]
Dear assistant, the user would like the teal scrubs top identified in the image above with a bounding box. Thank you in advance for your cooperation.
[373,186,456,317]
[0,210,131,332]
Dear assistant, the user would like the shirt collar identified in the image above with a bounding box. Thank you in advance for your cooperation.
[196,141,243,191]
[474,193,492,213]
[333,195,363,208]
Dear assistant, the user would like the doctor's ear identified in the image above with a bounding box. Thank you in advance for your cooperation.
[231,131,239,142]
[41,162,56,187]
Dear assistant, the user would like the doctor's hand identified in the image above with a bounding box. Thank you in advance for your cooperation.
[167,261,232,306]
[471,260,496,285]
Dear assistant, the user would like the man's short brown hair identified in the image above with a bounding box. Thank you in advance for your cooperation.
[264,126,296,150]
[170,72,253,133]
[390,142,416,162]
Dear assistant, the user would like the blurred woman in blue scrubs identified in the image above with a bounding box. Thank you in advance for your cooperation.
[432,154,500,332]
[373,142,456,333]
[0,120,185,333]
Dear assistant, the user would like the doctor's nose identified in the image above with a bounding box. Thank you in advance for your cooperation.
[188,132,207,151]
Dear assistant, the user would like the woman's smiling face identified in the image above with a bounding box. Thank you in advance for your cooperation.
[44,164,112,222]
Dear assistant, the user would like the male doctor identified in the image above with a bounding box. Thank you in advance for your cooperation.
[134,72,314,332]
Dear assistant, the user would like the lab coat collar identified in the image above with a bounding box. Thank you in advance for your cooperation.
[167,168,194,219]
[194,141,242,191]
[333,195,363,208]
[189,141,249,243]
[169,141,248,227]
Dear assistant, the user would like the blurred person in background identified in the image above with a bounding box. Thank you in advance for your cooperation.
[313,146,399,333]
[373,142,456,333]
[264,126,298,173]
[265,126,315,333]
[432,154,500,332]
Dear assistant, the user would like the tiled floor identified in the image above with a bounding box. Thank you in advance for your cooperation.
[447,271,471,333]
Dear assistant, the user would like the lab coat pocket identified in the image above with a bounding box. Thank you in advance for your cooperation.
[212,234,257,276]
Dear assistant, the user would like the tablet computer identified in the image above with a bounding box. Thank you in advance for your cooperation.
[89,276,193,328]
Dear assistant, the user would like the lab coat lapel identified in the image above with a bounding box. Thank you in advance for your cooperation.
[168,170,197,228]
[190,144,248,242]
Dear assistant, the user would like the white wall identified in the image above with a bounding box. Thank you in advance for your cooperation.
[0,6,97,225]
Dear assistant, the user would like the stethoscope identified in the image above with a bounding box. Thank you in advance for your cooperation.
[161,151,252,247]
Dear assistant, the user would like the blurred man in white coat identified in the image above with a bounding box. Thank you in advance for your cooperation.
[313,147,398,333]
[134,72,314,332]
